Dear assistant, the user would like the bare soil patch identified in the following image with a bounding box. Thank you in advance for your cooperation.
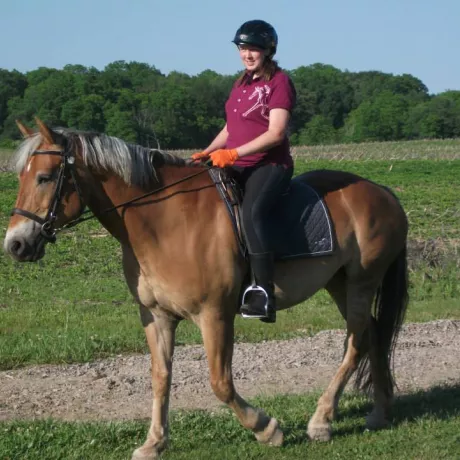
[1,320,459,422]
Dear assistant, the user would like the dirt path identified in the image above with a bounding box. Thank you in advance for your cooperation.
[1,320,459,422]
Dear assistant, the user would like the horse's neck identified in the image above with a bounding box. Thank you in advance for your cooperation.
[81,165,211,246]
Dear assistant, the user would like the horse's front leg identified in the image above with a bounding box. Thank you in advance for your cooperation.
[132,307,178,460]
[200,307,284,446]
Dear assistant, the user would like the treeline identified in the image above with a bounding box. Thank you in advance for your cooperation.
[1,61,459,149]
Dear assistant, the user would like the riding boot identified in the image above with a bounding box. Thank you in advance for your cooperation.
[240,252,277,323]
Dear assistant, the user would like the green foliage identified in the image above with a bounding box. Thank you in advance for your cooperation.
[289,63,354,131]
[0,69,27,136]
[347,71,429,108]
[343,91,410,142]
[0,62,458,148]
[405,91,460,139]
[294,115,338,145]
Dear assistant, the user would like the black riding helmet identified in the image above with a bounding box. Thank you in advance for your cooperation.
[232,20,278,57]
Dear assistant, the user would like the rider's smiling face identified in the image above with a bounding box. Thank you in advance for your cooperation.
[238,45,266,76]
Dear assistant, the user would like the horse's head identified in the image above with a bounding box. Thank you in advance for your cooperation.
[3,118,85,262]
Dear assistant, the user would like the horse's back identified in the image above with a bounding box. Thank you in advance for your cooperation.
[298,169,404,215]
[298,169,379,196]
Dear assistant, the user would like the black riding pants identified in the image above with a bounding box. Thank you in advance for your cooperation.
[229,163,293,254]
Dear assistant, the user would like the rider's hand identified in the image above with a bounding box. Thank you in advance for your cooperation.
[209,149,239,168]
[191,151,210,161]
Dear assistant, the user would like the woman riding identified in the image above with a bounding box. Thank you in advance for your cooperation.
[192,19,297,323]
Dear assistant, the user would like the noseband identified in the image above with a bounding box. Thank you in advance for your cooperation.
[10,148,84,243]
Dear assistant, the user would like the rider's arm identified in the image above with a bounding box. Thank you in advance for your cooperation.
[235,108,290,157]
[202,124,229,154]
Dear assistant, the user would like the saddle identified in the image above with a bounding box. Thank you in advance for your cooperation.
[208,168,335,261]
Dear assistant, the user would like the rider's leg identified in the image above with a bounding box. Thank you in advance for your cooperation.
[239,164,293,323]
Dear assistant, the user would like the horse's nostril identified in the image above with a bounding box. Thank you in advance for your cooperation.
[10,240,23,256]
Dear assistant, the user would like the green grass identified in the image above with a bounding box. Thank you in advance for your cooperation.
[1,159,460,369]
[1,388,460,459]
[0,147,13,169]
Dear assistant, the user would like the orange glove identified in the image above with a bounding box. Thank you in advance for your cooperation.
[209,149,239,168]
[191,151,210,161]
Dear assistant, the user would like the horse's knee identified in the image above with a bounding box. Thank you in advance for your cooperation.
[210,377,235,403]
[153,369,171,395]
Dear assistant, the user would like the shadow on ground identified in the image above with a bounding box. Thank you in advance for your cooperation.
[283,384,460,446]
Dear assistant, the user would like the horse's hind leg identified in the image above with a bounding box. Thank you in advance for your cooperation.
[364,316,393,430]
[200,308,284,446]
[307,281,375,442]
[132,308,178,460]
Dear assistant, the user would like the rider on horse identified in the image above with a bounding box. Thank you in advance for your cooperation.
[192,20,297,323]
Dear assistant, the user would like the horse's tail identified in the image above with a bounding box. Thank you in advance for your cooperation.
[355,244,409,396]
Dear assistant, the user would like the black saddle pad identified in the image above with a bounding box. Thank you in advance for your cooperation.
[269,178,334,260]
[208,169,335,261]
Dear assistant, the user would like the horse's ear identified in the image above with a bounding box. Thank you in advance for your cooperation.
[16,120,34,138]
[34,117,54,145]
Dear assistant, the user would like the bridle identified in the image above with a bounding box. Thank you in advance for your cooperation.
[11,148,84,243]
[11,147,211,244]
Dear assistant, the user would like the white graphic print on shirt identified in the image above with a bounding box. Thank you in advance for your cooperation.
[242,85,271,119]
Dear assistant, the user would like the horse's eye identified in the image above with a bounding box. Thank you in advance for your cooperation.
[37,174,53,185]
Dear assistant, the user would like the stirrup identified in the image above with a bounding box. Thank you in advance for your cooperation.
[240,285,276,323]
[240,285,268,318]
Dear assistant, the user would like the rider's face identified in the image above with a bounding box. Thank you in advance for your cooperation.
[238,45,266,75]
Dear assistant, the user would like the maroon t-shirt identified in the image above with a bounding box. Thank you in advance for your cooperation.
[225,69,296,167]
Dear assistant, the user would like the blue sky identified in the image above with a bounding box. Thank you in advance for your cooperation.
[1,0,458,94]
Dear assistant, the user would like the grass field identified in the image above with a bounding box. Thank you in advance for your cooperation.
[1,388,459,459]
[1,155,460,369]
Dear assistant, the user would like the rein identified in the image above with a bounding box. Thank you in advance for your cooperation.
[11,148,210,243]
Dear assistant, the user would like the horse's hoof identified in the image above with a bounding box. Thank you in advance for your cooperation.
[255,417,284,446]
[307,422,332,442]
[365,413,390,431]
[131,447,160,460]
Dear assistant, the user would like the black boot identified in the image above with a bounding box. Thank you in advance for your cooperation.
[240,252,276,323]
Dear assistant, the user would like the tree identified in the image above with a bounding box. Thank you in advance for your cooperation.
[4,71,78,136]
[347,71,429,108]
[61,94,106,132]
[0,60,457,146]
[295,115,338,145]
[290,64,354,130]
[0,69,28,136]
[404,91,460,139]
[343,91,409,142]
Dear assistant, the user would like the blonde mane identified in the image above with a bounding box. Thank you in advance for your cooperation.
[12,128,186,188]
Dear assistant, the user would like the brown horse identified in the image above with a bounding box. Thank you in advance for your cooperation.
[4,119,408,460]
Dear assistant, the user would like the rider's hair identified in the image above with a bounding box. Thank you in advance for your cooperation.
[237,57,281,85]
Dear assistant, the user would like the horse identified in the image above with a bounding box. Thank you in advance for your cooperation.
[4,118,409,460]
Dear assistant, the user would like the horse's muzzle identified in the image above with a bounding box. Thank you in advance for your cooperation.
[4,234,46,262]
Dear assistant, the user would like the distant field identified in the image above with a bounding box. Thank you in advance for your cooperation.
[2,138,460,172]
[171,138,460,161]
